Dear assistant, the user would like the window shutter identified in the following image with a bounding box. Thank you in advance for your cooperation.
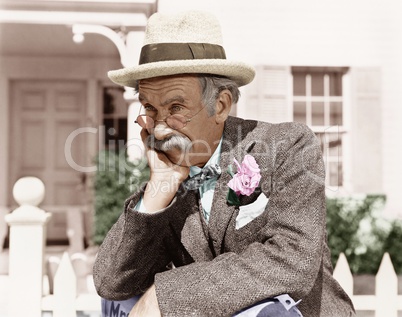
[350,67,382,193]
[243,65,291,123]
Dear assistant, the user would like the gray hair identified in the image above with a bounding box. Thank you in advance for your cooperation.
[197,75,240,116]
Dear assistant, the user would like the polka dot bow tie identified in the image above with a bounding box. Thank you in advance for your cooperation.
[184,164,221,190]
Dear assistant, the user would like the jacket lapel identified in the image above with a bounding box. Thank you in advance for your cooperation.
[178,116,259,258]
[173,188,214,262]
[208,116,252,256]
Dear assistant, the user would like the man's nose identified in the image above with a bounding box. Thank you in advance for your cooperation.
[152,121,173,140]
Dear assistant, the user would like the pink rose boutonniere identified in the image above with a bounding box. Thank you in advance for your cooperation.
[227,154,262,205]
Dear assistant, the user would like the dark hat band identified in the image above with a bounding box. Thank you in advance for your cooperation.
[139,43,226,65]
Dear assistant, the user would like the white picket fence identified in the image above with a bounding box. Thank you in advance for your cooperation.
[4,177,102,317]
[334,252,402,317]
[41,252,101,317]
[39,250,402,317]
[3,176,402,316]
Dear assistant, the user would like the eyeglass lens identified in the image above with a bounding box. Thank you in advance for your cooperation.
[136,114,188,130]
[135,115,154,129]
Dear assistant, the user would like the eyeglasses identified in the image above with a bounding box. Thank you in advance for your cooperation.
[135,105,207,130]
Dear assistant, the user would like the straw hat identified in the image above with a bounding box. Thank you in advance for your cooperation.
[108,10,255,88]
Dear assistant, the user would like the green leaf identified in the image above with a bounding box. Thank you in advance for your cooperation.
[227,188,240,206]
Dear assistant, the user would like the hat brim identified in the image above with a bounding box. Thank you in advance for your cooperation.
[108,59,255,88]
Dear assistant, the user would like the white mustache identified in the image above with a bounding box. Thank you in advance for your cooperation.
[146,134,192,152]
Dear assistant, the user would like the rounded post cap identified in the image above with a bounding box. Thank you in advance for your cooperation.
[13,177,45,206]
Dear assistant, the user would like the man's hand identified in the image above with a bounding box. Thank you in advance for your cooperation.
[141,129,190,212]
[129,284,161,317]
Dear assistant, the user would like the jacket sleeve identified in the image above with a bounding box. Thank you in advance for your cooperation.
[154,123,328,316]
[93,190,173,300]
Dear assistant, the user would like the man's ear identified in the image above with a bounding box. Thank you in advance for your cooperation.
[215,89,232,124]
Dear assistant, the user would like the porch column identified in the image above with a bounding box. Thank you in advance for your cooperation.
[5,177,51,317]
[125,31,145,161]
[126,91,145,161]
[0,81,9,241]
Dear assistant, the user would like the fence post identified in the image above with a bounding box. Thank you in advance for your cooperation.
[375,252,398,317]
[53,252,77,317]
[333,252,353,298]
[5,177,51,317]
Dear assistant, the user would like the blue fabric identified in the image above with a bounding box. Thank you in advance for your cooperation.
[233,294,303,317]
[101,296,140,317]
[101,294,302,317]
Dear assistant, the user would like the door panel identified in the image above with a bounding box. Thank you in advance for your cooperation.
[21,120,46,169]
[10,80,87,241]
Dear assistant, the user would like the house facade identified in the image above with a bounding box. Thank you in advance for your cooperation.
[1,0,401,246]
[0,0,157,244]
[156,0,402,215]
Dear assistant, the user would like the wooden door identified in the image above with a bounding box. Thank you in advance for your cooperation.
[9,80,88,241]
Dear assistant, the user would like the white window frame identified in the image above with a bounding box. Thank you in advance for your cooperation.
[291,67,349,192]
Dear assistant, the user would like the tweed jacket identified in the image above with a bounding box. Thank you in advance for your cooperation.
[93,116,355,317]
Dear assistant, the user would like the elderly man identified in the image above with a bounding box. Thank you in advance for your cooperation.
[93,10,355,317]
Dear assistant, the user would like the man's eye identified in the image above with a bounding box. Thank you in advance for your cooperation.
[171,105,183,112]
[144,105,156,112]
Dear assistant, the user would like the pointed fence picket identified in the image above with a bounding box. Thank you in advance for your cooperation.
[333,252,353,298]
[376,253,398,317]
[334,252,402,316]
[41,252,100,316]
[53,252,76,317]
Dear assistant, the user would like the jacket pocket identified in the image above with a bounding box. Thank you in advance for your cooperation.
[234,195,270,242]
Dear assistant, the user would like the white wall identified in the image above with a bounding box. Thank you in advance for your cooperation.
[158,0,402,216]
[158,0,401,64]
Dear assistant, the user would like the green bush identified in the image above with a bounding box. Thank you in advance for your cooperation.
[93,150,149,245]
[327,194,402,274]
[93,156,402,274]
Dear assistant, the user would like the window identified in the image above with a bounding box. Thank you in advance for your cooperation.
[292,67,348,188]
[102,86,127,151]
